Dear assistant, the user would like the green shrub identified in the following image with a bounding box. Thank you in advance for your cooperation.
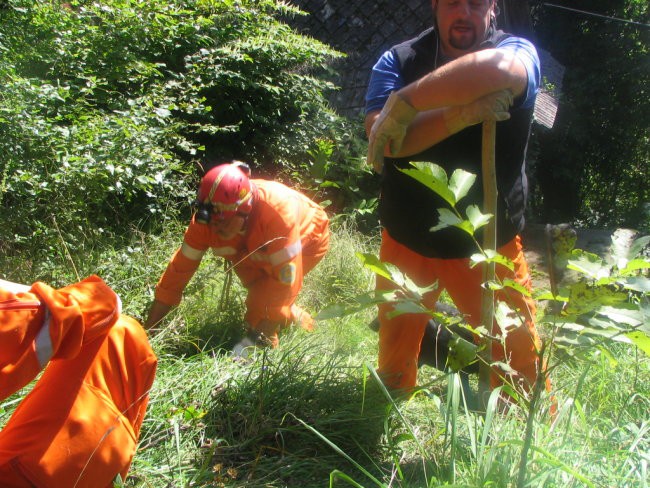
[0,0,356,260]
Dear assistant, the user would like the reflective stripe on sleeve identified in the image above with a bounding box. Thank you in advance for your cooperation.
[211,246,238,257]
[33,307,53,368]
[0,279,30,294]
[181,242,206,260]
[268,239,302,266]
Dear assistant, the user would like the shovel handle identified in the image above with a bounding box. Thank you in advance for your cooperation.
[478,119,497,409]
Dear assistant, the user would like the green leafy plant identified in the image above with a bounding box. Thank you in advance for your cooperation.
[318,161,650,486]
[0,0,353,262]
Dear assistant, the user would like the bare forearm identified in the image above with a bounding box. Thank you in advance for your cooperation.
[400,49,527,110]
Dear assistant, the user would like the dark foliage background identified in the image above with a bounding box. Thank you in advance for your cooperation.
[530,0,649,229]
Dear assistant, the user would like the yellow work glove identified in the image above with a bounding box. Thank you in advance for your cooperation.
[367,91,418,174]
[443,89,513,135]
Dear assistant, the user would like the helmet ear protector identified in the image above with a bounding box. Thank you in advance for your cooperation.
[194,161,253,225]
[195,201,213,225]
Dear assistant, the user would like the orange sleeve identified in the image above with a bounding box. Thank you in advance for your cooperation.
[154,248,202,306]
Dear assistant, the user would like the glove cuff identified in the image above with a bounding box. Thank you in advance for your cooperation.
[385,91,418,124]
[442,105,467,135]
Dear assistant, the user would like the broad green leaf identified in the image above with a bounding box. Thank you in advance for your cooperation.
[388,301,430,318]
[470,251,515,271]
[618,275,650,293]
[465,204,492,231]
[554,334,597,348]
[490,361,518,376]
[501,278,532,297]
[357,252,405,285]
[400,162,456,206]
[587,304,645,329]
[494,301,521,331]
[619,259,650,276]
[626,331,650,355]
[449,168,476,202]
[565,281,628,315]
[315,290,398,320]
[431,208,462,232]
[535,290,569,302]
[401,275,438,301]
[612,234,650,264]
[567,250,609,279]
[485,280,504,291]
[446,335,478,372]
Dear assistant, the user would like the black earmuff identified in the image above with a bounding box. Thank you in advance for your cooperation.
[195,201,212,225]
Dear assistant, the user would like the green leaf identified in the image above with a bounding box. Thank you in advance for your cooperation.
[469,251,514,271]
[567,250,609,279]
[446,335,478,372]
[315,290,398,320]
[388,301,430,318]
[465,204,492,231]
[494,301,521,331]
[626,331,650,356]
[629,235,650,259]
[357,253,399,283]
[486,278,531,297]
[449,168,476,202]
[619,259,650,276]
[400,162,456,206]
[431,208,462,232]
[535,290,569,302]
[502,278,532,297]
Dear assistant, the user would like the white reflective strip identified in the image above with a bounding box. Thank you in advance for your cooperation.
[268,239,302,266]
[212,246,237,257]
[249,253,268,262]
[0,278,30,294]
[34,308,53,368]
[181,243,206,260]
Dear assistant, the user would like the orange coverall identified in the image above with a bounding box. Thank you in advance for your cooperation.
[155,179,330,345]
[0,275,157,487]
[377,231,549,394]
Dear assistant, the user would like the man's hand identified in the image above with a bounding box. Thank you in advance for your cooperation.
[366,91,418,174]
[231,328,273,360]
[144,299,172,331]
[444,89,513,135]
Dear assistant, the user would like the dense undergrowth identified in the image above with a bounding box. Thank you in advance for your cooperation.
[3,219,648,487]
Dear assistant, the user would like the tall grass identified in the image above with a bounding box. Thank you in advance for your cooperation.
[2,220,648,487]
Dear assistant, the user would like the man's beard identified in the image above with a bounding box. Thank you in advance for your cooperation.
[448,22,477,50]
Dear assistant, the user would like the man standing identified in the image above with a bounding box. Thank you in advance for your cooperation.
[145,161,330,353]
[365,0,549,395]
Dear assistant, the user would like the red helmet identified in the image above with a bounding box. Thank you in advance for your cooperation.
[197,162,254,220]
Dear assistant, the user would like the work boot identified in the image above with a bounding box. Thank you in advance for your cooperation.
[231,327,274,359]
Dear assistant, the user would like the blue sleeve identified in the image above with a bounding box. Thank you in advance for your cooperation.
[365,50,405,115]
[496,37,540,109]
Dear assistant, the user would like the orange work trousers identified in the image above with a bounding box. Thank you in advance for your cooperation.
[376,230,549,394]
[242,223,330,346]
[0,276,157,487]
